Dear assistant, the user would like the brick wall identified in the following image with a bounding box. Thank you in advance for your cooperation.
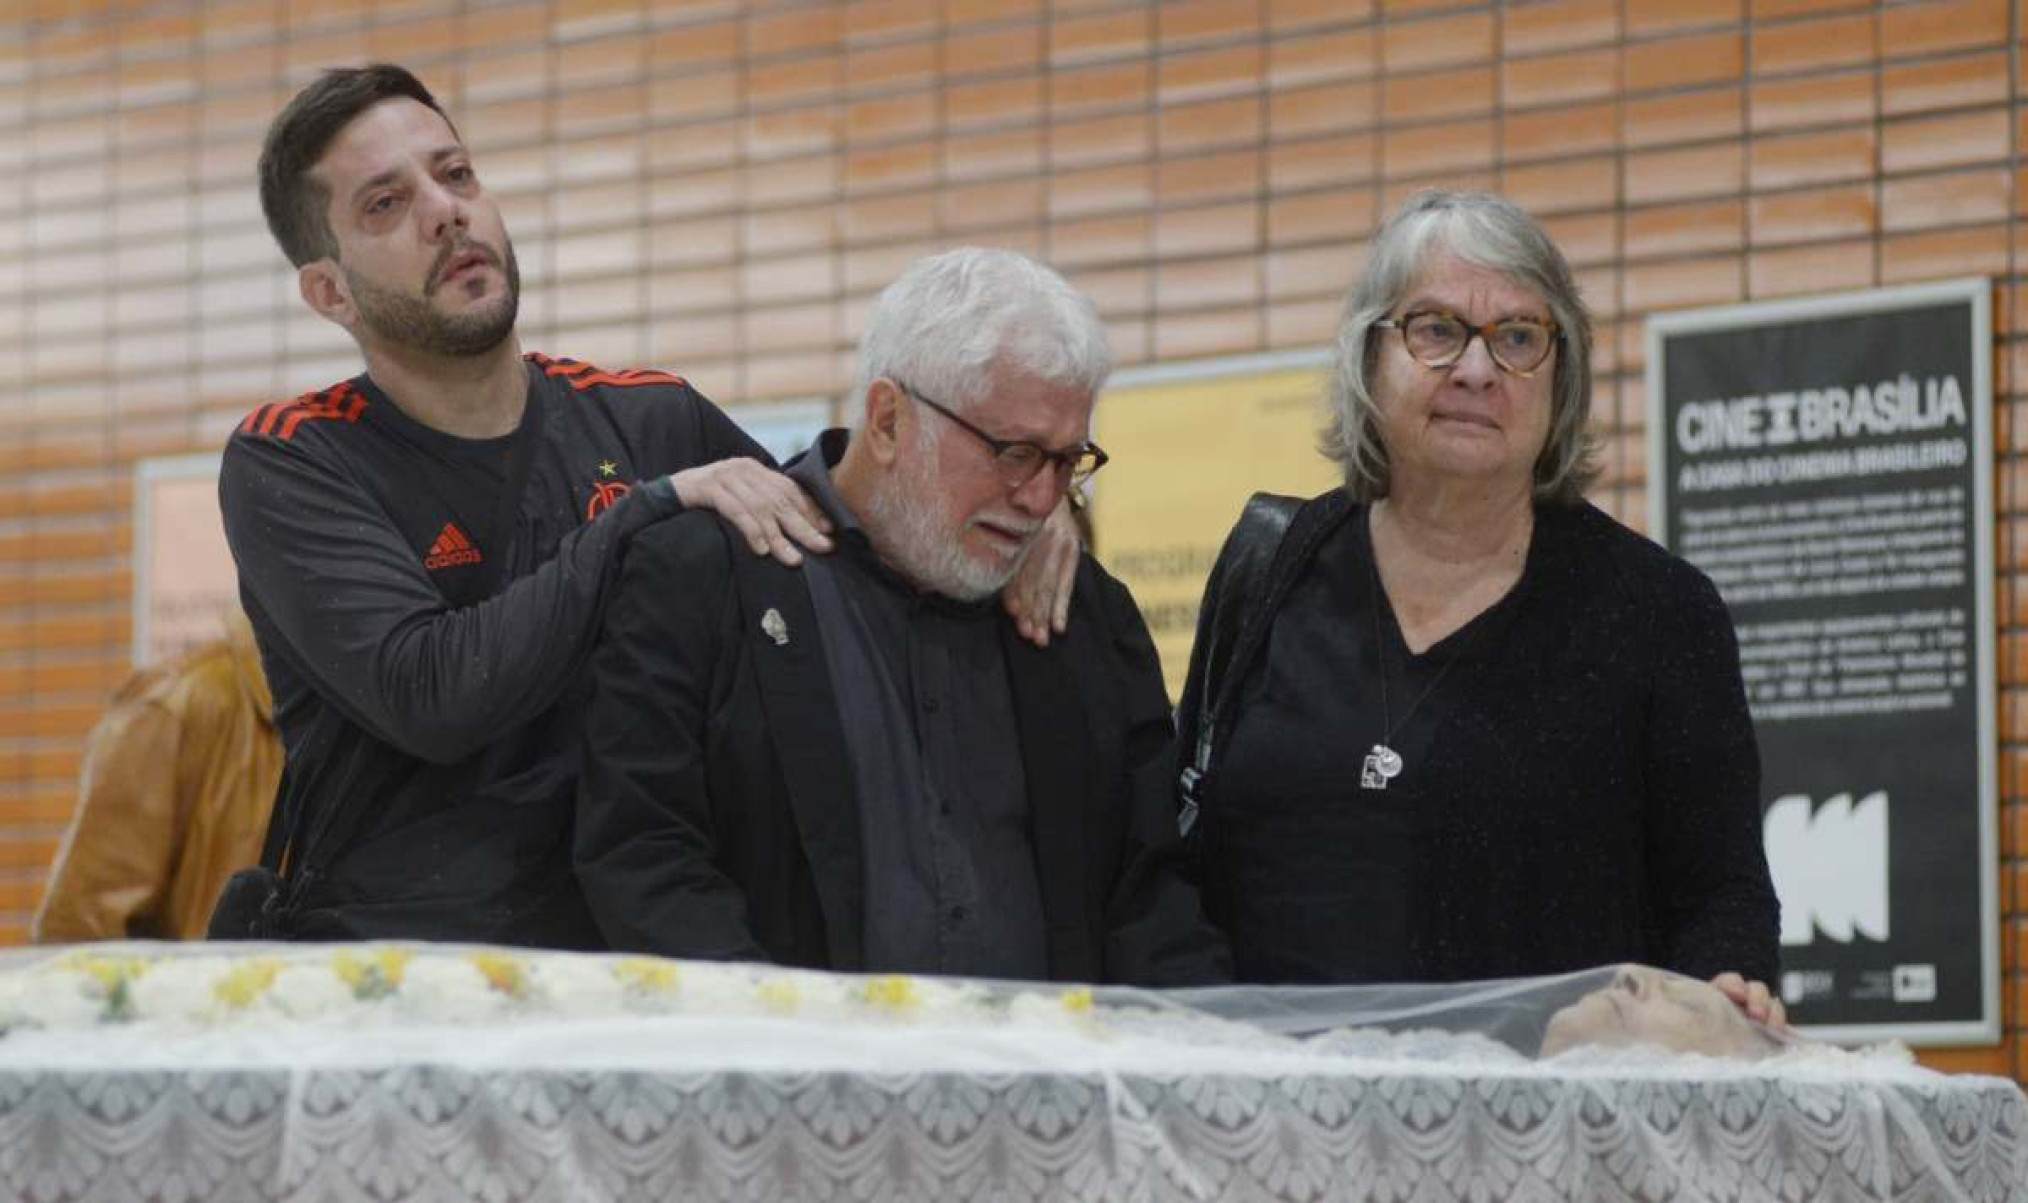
[0,0,2016,1080]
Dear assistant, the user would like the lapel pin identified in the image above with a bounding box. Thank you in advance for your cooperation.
[761,607,790,646]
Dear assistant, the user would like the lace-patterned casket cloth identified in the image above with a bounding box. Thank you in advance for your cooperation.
[0,943,2020,1203]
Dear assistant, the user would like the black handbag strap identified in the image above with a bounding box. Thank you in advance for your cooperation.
[1197,492,1299,724]
[256,762,294,871]
[1179,490,1354,825]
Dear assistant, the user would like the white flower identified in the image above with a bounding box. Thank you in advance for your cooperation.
[8,968,106,1029]
[673,962,770,1014]
[395,955,506,1021]
[0,971,31,1029]
[525,957,626,1018]
[777,969,851,1015]
[126,956,235,1024]
[261,965,359,1021]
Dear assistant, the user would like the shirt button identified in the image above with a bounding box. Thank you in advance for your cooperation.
[920,695,941,713]
[949,905,969,921]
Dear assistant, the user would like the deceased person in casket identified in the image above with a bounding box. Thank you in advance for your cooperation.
[1539,963,1786,1059]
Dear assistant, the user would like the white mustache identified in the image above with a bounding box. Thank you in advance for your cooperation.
[975,519,1042,538]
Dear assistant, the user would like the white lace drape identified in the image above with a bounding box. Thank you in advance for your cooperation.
[1,1060,2021,1202]
[1,944,2020,1202]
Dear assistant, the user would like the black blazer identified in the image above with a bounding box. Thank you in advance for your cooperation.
[574,512,1230,986]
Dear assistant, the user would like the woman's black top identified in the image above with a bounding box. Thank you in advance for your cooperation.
[1188,495,1780,986]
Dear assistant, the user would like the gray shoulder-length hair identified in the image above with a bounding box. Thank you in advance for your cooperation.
[1322,190,1600,503]
[851,246,1112,427]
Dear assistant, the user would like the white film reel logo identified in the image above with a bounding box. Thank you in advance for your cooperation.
[1763,790,1889,947]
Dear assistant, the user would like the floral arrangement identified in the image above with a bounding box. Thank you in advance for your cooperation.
[0,945,1108,1036]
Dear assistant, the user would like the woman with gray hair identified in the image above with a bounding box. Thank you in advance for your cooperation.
[1174,191,1782,1018]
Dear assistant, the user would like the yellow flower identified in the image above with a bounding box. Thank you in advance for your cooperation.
[468,952,526,998]
[215,959,282,1009]
[334,947,412,999]
[756,979,800,1013]
[614,958,679,994]
[56,954,148,1021]
[69,955,147,994]
[332,952,366,991]
[861,975,921,1013]
[1060,988,1094,1015]
[372,948,413,986]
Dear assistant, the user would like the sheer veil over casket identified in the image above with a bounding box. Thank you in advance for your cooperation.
[0,942,2021,1203]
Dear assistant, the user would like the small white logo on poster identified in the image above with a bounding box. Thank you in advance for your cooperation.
[1891,964,1936,1004]
[1780,969,1834,1006]
[1763,791,1889,946]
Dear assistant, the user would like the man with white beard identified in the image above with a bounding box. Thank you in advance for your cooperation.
[574,248,1230,985]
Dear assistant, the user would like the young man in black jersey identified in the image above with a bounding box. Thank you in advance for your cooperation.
[214,65,1074,945]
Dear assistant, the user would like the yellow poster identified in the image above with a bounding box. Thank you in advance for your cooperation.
[1091,352,1341,700]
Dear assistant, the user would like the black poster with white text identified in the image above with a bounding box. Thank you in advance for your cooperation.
[1649,280,1996,1044]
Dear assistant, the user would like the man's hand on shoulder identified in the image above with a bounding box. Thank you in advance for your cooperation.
[1003,496,1082,648]
[670,459,834,566]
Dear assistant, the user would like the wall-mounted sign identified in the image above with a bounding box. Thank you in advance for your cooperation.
[1648,278,1996,1046]
[133,454,237,668]
[1090,351,1341,700]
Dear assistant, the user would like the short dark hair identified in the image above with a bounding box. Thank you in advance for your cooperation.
[258,63,457,268]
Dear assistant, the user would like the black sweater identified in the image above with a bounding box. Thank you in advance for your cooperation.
[1178,492,1781,985]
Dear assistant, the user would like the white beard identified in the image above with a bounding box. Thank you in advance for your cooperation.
[861,441,1035,602]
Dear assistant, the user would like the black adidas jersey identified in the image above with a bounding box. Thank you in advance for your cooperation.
[219,353,770,946]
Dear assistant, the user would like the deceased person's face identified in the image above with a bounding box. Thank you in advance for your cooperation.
[1541,965,1777,1059]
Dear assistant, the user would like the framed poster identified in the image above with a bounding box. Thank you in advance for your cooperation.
[132,453,238,668]
[1647,278,1996,1045]
[1090,351,1341,700]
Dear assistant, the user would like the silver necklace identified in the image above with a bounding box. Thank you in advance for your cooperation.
[1362,549,1483,791]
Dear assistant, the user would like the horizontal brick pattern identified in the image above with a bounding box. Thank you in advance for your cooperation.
[0,0,2016,1083]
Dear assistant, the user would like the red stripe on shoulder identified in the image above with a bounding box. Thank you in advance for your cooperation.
[576,368,689,390]
[527,352,686,392]
[528,352,582,378]
[239,381,368,443]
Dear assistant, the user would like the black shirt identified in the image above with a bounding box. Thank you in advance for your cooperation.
[1215,510,1521,982]
[219,354,768,945]
[787,432,1049,978]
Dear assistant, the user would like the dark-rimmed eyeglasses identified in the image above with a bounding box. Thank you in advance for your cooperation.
[1372,310,1561,377]
[893,380,1109,490]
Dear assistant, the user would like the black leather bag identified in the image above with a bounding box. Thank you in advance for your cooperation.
[206,762,307,940]
[206,866,290,939]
